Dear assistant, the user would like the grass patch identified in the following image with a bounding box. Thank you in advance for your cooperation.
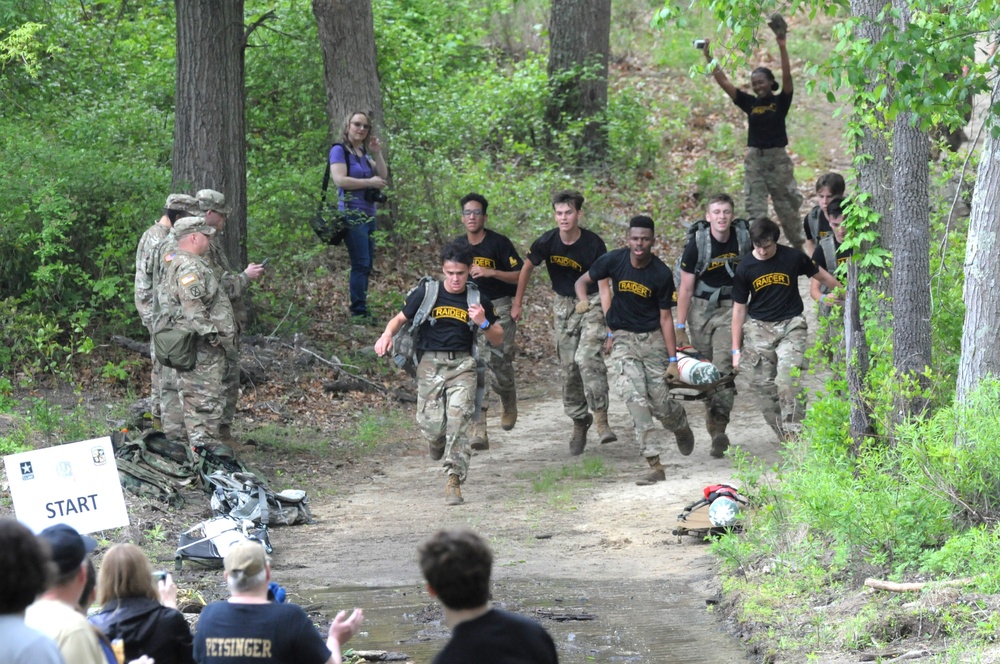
[343,410,412,453]
[245,424,333,455]
[524,457,606,493]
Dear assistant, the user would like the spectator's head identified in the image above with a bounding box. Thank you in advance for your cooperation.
[341,110,374,149]
[750,67,779,96]
[164,193,200,223]
[224,540,270,595]
[551,190,584,212]
[38,523,97,588]
[418,529,493,610]
[197,189,230,230]
[96,543,159,607]
[0,519,54,615]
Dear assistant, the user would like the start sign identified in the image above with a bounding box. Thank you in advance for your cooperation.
[4,436,129,534]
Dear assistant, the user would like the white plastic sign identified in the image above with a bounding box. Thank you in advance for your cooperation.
[4,436,130,534]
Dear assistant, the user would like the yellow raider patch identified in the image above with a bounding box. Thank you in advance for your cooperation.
[473,257,496,269]
[180,273,199,286]
[617,280,652,298]
[432,305,469,323]
[706,252,739,272]
[509,256,520,267]
[751,272,791,291]
[549,255,583,271]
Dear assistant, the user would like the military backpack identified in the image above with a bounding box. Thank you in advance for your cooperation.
[673,218,752,304]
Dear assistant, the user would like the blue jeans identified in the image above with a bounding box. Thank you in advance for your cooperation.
[343,214,376,316]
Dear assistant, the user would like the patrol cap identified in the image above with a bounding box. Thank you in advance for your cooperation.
[38,523,98,575]
[196,189,231,215]
[224,539,268,576]
[172,216,216,239]
[165,193,200,215]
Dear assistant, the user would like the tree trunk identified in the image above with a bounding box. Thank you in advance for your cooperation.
[172,0,247,271]
[890,110,932,419]
[846,260,874,451]
[312,0,387,186]
[956,81,1000,402]
[849,0,893,312]
[545,0,611,163]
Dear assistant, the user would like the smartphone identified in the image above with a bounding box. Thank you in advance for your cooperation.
[694,39,706,49]
[260,257,270,267]
[153,571,168,583]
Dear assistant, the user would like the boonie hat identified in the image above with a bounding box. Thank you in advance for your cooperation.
[165,193,201,215]
[196,189,231,215]
[224,539,268,576]
[172,216,216,239]
[38,523,98,575]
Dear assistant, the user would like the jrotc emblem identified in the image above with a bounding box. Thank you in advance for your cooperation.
[91,446,107,466]
[20,461,34,480]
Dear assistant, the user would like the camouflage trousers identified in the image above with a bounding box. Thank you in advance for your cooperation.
[744,147,805,250]
[611,330,689,459]
[148,335,163,418]
[553,294,610,421]
[742,315,808,438]
[476,296,517,411]
[416,352,477,482]
[687,297,736,423]
[222,337,240,426]
[161,341,226,449]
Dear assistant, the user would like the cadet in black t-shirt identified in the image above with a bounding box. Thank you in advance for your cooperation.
[576,216,694,485]
[512,190,618,453]
[803,173,846,256]
[453,193,523,450]
[674,193,749,459]
[810,196,851,320]
[731,218,841,439]
[702,18,805,251]
[375,241,502,506]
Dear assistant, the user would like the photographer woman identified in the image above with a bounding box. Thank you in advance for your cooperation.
[702,16,805,252]
[89,544,194,664]
[330,110,388,321]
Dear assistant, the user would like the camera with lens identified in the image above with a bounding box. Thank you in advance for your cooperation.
[363,188,388,204]
[693,39,706,49]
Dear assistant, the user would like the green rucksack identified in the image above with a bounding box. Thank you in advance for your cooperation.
[673,218,752,305]
[390,277,482,377]
[113,430,199,507]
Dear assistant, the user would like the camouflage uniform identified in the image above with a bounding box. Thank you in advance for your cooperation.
[135,194,199,417]
[687,298,736,421]
[157,243,235,452]
[552,293,610,420]
[416,353,477,481]
[154,232,184,441]
[476,296,516,408]
[610,330,689,458]
[742,315,807,437]
[744,148,805,250]
[206,237,250,427]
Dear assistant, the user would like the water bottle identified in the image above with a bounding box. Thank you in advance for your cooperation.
[677,354,721,385]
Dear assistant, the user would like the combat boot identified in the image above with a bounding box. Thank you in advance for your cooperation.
[445,474,464,506]
[674,425,695,456]
[429,435,446,461]
[500,391,518,431]
[593,409,618,444]
[706,413,730,459]
[635,455,666,486]
[219,424,239,447]
[568,413,593,456]
[469,417,489,451]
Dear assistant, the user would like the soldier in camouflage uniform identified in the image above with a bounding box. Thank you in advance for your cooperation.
[512,190,618,455]
[576,216,695,485]
[196,190,265,445]
[134,193,200,421]
[154,217,236,453]
[374,242,502,506]
[732,218,841,438]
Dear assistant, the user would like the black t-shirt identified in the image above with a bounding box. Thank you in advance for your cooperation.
[803,206,832,242]
[734,89,793,149]
[812,238,852,274]
[193,601,331,664]
[456,230,523,300]
[401,282,497,353]
[733,245,818,322]
[679,231,742,289]
[527,227,607,297]
[589,248,674,333]
[433,609,558,664]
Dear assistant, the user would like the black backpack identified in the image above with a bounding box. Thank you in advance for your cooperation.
[309,143,354,246]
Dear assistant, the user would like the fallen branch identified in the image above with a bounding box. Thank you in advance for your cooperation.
[282,343,387,394]
[864,575,982,593]
[112,335,151,357]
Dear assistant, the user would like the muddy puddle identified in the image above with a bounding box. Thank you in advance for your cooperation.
[310,577,748,663]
